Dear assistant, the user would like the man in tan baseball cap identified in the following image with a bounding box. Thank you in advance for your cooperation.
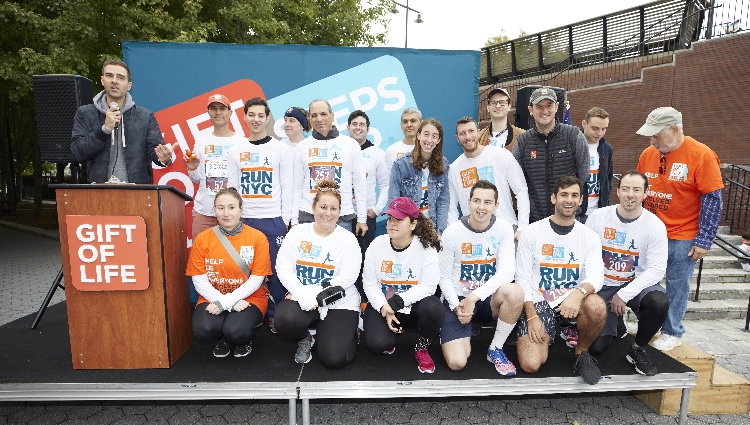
[636,107,683,138]
[635,106,724,352]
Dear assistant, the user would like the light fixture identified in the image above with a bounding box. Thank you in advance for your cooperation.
[414,13,423,24]
[391,3,399,13]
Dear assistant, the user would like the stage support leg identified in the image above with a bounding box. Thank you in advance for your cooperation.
[31,267,64,329]
[678,388,690,425]
[288,399,296,425]
[302,399,310,425]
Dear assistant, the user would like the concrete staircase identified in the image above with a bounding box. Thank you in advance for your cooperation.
[685,226,749,321]
[626,226,750,322]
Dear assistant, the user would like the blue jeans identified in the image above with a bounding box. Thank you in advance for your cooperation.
[661,239,697,338]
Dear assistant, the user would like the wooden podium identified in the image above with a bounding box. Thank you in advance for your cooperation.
[53,184,192,369]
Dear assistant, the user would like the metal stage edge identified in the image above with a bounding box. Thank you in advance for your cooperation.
[0,372,697,425]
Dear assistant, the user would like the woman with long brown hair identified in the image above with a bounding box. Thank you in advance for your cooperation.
[387,118,450,234]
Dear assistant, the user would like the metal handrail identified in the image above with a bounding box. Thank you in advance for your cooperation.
[693,234,750,331]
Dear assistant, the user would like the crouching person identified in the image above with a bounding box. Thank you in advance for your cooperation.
[515,176,607,384]
[274,181,362,369]
[186,187,273,358]
[585,171,669,375]
[439,180,524,376]
[363,197,445,373]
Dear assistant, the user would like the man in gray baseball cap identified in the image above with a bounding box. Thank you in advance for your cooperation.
[512,87,589,224]
[636,107,683,137]
[635,106,724,351]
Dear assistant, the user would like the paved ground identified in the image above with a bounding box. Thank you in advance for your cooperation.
[1,222,749,425]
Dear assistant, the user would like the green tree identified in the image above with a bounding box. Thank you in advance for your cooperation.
[0,0,390,218]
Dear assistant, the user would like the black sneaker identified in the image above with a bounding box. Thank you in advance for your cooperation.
[213,339,231,358]
[626,344,657,376]
[233,342,253,357]
[574,350,601,385]
[616,315,628,338]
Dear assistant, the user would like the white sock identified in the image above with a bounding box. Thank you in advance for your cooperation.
[490,319,516,350]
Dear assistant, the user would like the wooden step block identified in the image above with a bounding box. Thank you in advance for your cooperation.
[634,343,750,415]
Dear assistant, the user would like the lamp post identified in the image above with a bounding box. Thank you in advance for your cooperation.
[390,1,424,48]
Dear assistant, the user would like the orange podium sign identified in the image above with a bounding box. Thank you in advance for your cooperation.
[65,215,149,291]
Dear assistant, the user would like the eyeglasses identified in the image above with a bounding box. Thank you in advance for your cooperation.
[488,101,509,107]
[349,122,368,128]
[317,187,340,193]
[659,154,667,174]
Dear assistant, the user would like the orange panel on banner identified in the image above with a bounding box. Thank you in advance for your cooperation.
[152,79,265,241]
[65,215,150,291]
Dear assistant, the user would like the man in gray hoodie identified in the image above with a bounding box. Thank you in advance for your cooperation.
[71,59,173,183]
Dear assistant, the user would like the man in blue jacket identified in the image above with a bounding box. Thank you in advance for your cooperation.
[581,107,614,217]
[71,59,173,183]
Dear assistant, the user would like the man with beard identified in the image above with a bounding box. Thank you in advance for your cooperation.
[586,171,669,376]
[448,116,529,241]
[515,176,606,385]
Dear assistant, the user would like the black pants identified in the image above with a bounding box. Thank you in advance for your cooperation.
[352,215,376,302]
[363,296,444,354]
[192,303,263,346]
[273,300,359,369]
[590,291,670,355]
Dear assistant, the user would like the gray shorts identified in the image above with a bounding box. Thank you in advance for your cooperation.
[516,301,557,345]
[598,282,666,337]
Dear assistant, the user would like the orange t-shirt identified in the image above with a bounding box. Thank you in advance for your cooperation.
[636,136,723,240]
[186,226,273,314]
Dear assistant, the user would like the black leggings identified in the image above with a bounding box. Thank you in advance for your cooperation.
[273,300,359,369]
[192,303,263,346]
[590,291,670,355]
[363,296,444,354]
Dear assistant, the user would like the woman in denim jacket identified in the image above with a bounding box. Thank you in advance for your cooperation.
[387,118,450,234]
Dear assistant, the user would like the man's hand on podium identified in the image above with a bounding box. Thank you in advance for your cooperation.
[233,300,250,312]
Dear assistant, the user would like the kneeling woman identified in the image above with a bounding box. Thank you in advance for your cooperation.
[274,181,362,368]
[363,197,445,373]
[186,187,273,357]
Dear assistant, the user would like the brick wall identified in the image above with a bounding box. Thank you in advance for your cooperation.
[566,32,750,175]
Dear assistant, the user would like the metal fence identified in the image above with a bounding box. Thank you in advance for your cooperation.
[724,164,750,235]
[479,0,749,121]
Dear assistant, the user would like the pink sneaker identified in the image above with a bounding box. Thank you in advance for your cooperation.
[561,326,578,349]
[415,348,435,373]
[383,345,396,355]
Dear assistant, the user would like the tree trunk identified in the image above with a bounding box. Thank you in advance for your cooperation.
[30,98,42,218]
[1,93,16,200]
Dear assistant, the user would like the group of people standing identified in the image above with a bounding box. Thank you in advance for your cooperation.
[72,59,724,386]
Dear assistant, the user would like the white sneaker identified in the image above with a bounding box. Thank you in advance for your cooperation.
[652,333,682,351]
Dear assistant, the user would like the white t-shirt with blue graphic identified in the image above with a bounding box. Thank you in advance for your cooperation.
[189,133,247,217]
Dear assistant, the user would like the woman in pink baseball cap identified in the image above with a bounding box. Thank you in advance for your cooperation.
[361,197,445,374]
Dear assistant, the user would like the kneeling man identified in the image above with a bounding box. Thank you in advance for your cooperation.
[585,170,669,375]
[439,180,524,376]
[516,176,606,384]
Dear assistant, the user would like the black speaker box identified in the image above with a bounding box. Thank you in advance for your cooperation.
[32,75,94,163]
[514,85,566,130]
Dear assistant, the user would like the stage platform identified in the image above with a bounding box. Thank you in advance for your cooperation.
[0,302,697,425]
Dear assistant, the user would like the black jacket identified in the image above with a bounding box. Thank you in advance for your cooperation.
[512,123,589,223]
[71,91,164,184]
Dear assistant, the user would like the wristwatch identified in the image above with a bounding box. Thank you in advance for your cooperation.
[577,286,588,297]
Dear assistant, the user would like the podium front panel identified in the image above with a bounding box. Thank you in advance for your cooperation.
[56,186,190,369]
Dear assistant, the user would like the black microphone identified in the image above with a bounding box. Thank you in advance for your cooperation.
[110,102,119,132]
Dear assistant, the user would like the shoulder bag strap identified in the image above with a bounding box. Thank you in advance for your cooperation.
[212,226,251,277]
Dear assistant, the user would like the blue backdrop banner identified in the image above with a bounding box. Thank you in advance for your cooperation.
[123,42,479,162]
